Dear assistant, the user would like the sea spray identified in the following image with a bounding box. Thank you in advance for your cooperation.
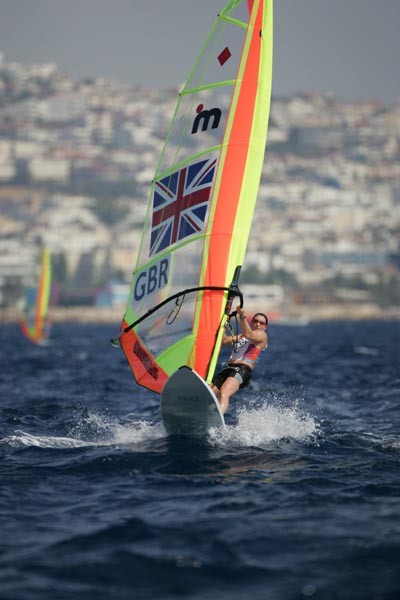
[2,412,164,450]
[2,430,96,449]
[209,403,319,447]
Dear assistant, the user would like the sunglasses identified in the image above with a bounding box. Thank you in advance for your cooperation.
[252,318,267,325]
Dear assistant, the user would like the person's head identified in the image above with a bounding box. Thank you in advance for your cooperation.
[251,312,268,329]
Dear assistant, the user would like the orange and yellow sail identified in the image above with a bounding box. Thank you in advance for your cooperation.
[117,0,273,393]
[21,247,52,344]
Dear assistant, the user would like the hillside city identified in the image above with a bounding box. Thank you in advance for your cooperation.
[0,53,399,322]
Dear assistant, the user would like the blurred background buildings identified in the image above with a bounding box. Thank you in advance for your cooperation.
[0,54,399,322]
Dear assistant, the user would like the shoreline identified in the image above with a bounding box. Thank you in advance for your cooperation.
[2,304,400,324]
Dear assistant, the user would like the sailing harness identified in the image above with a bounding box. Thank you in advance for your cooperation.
[212,363,252,390]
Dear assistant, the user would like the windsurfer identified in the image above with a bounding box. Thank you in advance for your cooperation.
[211,306,268,414]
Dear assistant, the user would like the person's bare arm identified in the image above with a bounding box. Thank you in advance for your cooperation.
[236,306,267,345]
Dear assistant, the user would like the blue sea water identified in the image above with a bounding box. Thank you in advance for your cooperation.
[1,320,399,600]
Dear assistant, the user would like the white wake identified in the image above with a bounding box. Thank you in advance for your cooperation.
[2,411,164,450]
[2,403,319,450]
[209,403,319,447]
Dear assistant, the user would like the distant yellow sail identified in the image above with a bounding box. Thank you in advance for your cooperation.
[21,246,52,344]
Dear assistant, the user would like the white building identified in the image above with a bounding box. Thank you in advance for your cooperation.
[29,158,70,183]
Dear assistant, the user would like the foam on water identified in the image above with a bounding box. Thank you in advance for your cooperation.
[101,418,165,447]
[2,411,165,450]
[209,403,319,447]
[2,402,319,451]
[353,345,380,356]
[2,430,97,449]
[69,409,165,447]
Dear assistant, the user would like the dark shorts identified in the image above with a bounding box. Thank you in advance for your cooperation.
[212,363,252,390]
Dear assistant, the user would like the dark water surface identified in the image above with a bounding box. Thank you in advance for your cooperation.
[1,321,399,599]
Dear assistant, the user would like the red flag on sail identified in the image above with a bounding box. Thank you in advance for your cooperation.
[217,46,232,66]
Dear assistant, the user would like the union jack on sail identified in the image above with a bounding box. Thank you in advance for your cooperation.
[150,158,217,256]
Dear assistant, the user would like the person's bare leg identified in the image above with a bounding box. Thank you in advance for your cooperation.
[210,383,220,399]
[218,377,240,414]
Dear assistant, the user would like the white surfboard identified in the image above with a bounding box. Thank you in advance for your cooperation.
[161,366,225,436]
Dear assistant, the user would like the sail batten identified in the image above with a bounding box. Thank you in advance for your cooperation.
[219,14,249,28]
[183,80,236,96]
[119,0,273,394]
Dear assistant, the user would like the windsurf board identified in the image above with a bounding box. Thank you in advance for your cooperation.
[161,366,225,436]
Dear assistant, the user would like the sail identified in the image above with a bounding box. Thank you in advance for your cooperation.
[21,246,52,344]
[118,0,273,393]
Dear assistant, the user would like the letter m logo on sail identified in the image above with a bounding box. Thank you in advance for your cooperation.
[150,158,217,256]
